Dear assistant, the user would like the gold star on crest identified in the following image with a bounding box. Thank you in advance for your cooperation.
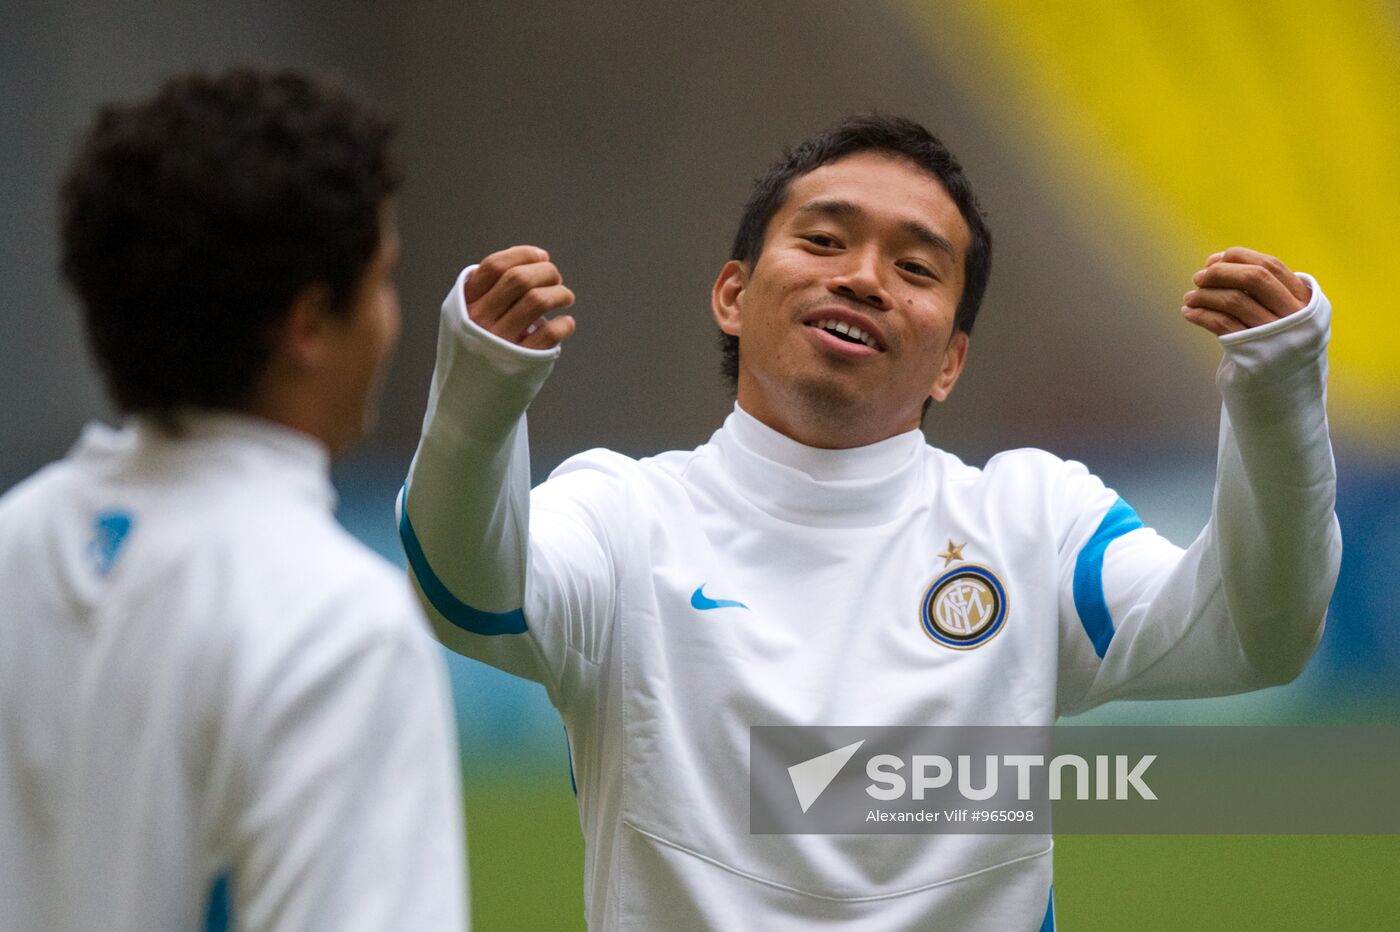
[937,540,966,567]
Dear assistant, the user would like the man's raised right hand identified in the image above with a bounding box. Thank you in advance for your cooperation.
[464,245,577,350]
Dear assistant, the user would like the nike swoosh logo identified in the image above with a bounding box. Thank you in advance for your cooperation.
[691,584,749,611]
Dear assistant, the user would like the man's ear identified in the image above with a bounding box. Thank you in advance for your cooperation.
[275,282,336,370]
[929,330,970,403]
[711,260,748,337]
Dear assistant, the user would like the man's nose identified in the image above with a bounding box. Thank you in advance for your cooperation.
[827,249,890,309]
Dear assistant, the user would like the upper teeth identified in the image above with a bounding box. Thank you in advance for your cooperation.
[815,319,876,349]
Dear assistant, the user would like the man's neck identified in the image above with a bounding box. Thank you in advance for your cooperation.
[733,391,920,450]
[239,388,341,459]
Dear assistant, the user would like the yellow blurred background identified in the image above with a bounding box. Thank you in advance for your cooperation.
[913,0,1400,447]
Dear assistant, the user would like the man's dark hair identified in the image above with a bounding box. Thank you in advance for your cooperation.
[60,66,400,419]
[720,113,992,389]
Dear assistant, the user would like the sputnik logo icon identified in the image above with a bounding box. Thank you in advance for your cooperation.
[787,740,866,813]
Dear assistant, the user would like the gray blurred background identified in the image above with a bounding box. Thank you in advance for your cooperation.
[2,0,1223,485]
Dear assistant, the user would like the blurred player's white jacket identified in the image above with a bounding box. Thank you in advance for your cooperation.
[401,267,1339,930]
[0,415,466,932]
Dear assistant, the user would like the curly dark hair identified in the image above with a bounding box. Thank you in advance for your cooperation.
[59,66,400,419]
[720,113,992,390]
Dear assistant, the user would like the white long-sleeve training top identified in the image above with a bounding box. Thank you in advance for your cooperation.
[0,413,467,932]
[401,266,1340,930]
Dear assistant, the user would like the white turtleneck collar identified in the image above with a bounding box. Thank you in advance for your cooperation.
[708,404,928,528]
[74,410,337,512]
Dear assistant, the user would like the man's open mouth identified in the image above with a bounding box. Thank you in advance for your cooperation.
[809,318,879,350]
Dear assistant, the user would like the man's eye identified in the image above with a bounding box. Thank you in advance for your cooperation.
[802,233,841,248]
[899,260,936,279]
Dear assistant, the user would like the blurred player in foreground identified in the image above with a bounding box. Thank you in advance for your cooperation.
[0,68,466,931]
[399,114,1340,929]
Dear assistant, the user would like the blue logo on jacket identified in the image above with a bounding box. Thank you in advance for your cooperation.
[89,509,135,576]
[691,584,748,612]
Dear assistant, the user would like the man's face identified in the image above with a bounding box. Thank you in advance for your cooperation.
[323,201,402,454]
[712,151,972,449]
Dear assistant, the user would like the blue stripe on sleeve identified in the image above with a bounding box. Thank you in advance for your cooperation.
[564,726,578,797]
[1072,497,1144,658]
[1040,885,1055,931]
[398,493,528,636]
[204,870,231,932]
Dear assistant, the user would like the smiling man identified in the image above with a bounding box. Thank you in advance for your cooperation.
[399,114,1340,929]
[712,149,973,449]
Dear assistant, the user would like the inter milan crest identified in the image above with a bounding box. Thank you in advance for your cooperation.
[920,564,1008,650]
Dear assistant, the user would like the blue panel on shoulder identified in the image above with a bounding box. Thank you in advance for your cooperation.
[398,495,528,636]
[204,870,232,932]
[1040,885,1055,931]
[1072,497,1144,659]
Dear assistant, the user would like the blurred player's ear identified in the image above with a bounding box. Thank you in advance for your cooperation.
[928,331,970,403]
[712,260,748,337]
[276,282,337,370]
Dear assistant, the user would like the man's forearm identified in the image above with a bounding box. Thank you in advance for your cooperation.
[400,265,559,624]
[1212,274,1341,682]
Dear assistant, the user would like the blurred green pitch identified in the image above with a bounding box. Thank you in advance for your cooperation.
[464,769,1400,930]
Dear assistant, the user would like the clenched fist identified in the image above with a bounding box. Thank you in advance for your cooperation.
[465,245,577,350]
[1181,247,1311,337]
